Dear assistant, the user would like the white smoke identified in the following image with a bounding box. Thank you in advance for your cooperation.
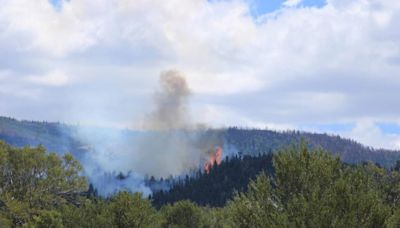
[72,70,227,196]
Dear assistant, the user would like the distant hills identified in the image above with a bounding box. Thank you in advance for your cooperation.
[0,116,86,159]
[224,127,400,167]
[1,116,400,167]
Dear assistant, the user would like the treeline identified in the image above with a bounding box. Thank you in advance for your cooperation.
[3,116,400,169]
[0,116,84,157]
[225,127,400,166]
[2,140,400,227]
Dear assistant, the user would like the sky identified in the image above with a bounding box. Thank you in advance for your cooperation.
[1,0,400,150]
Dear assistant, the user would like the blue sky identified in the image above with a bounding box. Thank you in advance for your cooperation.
[49,0,61,8]
[249,0,326,16]
[1,0,400,149]
[53,0,327,15]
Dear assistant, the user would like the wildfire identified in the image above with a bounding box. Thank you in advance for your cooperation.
[204,146,222,174]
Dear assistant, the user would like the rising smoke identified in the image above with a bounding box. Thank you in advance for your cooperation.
[145,70,191,130]
[75,70,228,195]
[134,70,223,177]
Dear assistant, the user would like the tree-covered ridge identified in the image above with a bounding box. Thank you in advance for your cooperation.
[2,116,400,168]
[225,127,400,166]
[0,116,85,157]
[2,140,400,227]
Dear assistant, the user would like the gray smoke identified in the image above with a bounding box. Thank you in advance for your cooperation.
[145,70,191,130]
[134,70,221,177]
[73,69,230,195]
[72,126,153,196]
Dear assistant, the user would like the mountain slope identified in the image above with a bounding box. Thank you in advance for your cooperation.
[1,116,400,167]
[0,116,86,158]
[224,127,400,167]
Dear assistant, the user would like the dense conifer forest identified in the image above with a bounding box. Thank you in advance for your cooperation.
[151,153,274,207]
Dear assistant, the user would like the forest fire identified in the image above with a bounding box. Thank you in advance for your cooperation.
[204,146,223,174]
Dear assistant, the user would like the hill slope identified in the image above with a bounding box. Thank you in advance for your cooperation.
[224,127,400,167]
[0,116,86,158]
[1,116,400,167]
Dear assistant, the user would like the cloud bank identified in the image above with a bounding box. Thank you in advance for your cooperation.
[0,0,400,149]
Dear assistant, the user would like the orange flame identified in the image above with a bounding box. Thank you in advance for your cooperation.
[204,146,223,174]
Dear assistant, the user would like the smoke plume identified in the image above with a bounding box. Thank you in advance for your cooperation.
[145,70,191,130]
[74,69,228,195]
[135,70,222,177]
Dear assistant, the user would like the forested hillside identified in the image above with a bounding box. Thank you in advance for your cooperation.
[2,140,400,227]
[225,127,400,166]
[2,116,400,167]
[151,145,400,210]
[0,116,85,158]
[151,153,274,207]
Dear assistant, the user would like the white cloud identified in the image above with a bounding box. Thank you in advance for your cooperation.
[344,120,400,150]
[195,104,295,130]
[0,0,100,56]
[0,0,400,149]
[283,0,303,7]
[0,70,11,80]
[26,70,70,87]
[186,69,264,95]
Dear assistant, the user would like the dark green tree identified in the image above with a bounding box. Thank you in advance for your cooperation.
[161,200,204,228]
[110,191,159,228]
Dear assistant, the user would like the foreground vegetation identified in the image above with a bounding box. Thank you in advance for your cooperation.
[1,140,400,227]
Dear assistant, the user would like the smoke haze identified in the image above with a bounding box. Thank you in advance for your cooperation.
[74,70,228,195]
[136,70,222,177]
